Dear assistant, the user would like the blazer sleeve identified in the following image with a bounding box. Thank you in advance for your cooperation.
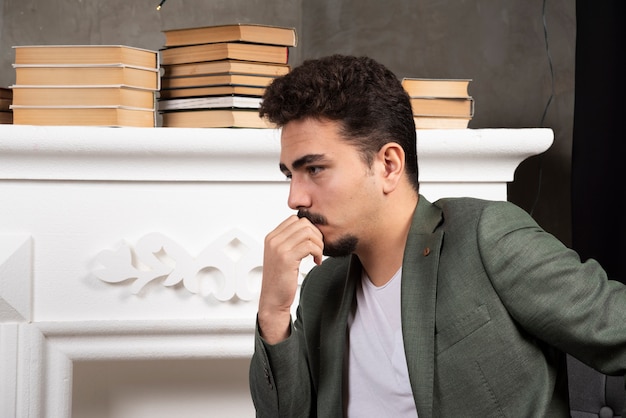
[477,201,626,374]
[249,311,313,418]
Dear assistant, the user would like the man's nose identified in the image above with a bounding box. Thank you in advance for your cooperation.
[287,177,311,210]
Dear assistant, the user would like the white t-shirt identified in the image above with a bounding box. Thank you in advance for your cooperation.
[343,267,418,417]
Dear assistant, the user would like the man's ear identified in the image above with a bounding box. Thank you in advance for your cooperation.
[379,142,405,194]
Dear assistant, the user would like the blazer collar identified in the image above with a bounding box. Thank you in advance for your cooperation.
[401,195,444,418]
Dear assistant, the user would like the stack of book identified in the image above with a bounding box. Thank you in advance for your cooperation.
[0,87,12,124]
[401,78,474,129]
[10,45,159,127]
[158,23,297,128]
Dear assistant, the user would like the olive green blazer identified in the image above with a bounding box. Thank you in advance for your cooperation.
[250,196,626,417]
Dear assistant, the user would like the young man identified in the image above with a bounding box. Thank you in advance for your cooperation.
[249,55,626,417]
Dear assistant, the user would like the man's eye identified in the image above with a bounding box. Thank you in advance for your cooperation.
[308,166,323,175]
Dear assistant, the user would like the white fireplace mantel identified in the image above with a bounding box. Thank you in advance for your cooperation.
[0,125,553,418]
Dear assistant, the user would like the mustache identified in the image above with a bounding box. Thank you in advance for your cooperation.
[297,210,327,225]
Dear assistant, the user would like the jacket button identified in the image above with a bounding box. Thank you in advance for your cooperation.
[423,247,431,256]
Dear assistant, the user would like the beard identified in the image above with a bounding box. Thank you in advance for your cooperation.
[298,209,358,257]
[323,235,358,257]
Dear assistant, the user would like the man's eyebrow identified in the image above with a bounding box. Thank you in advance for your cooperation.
[279,154,327,174]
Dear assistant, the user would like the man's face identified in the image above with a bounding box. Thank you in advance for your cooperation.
[279,118,384,257]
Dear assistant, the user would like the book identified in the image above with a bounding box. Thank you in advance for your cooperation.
[158,95,262,111]
[0,88,13,124]
[1,88,14,124]
[0,111,12,124]
[409,97,474,118]
[0,98,11,111]
[412,116,471,129]
[161,73,274,89]
[11,85,155,109]
[402,78,471,98]
[0,87,12,99]
[159,85,266,99]
[161,109,273,128]
[161,60,290,78]
[13,45,158,69]
[160,42,289,65]
[11,105,155,127]
[14,64,159,90]
[163,24,297,47]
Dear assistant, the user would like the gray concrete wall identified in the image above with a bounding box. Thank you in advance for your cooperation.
[0,0,575,244]
[0,0,303,69]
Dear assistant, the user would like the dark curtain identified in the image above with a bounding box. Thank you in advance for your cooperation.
[571,0,626,284]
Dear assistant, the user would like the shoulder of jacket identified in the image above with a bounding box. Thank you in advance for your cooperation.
[434,196,526,215]
[432,197,532,230]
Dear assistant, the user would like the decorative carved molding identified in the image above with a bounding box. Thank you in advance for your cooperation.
[94,230,316,301]
[94,230,262,300]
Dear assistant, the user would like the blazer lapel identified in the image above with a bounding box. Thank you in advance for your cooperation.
[317,255,360,417]
[401,196,444,418]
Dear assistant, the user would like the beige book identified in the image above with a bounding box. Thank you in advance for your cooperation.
[11,85,155,109]
[161,73,274,89]
[163,24,297,47]
[159,85,265,99]
[11,105,155,127]
[412,116,471,129]
[161,60,289,78]
[13,45,158,68]
[161,109,273,128]
[14,64,159,90]
[410,97,474,118]
[160,42,289,66]
[402,78,471,98]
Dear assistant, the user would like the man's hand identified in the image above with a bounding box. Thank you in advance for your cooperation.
[258,215,324,344]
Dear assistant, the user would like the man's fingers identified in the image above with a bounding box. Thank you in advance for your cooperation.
[266,215,324,264]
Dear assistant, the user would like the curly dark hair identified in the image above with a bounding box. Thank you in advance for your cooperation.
[260,54,419,192]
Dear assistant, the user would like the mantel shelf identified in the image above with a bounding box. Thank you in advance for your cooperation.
[0,125,553,183]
